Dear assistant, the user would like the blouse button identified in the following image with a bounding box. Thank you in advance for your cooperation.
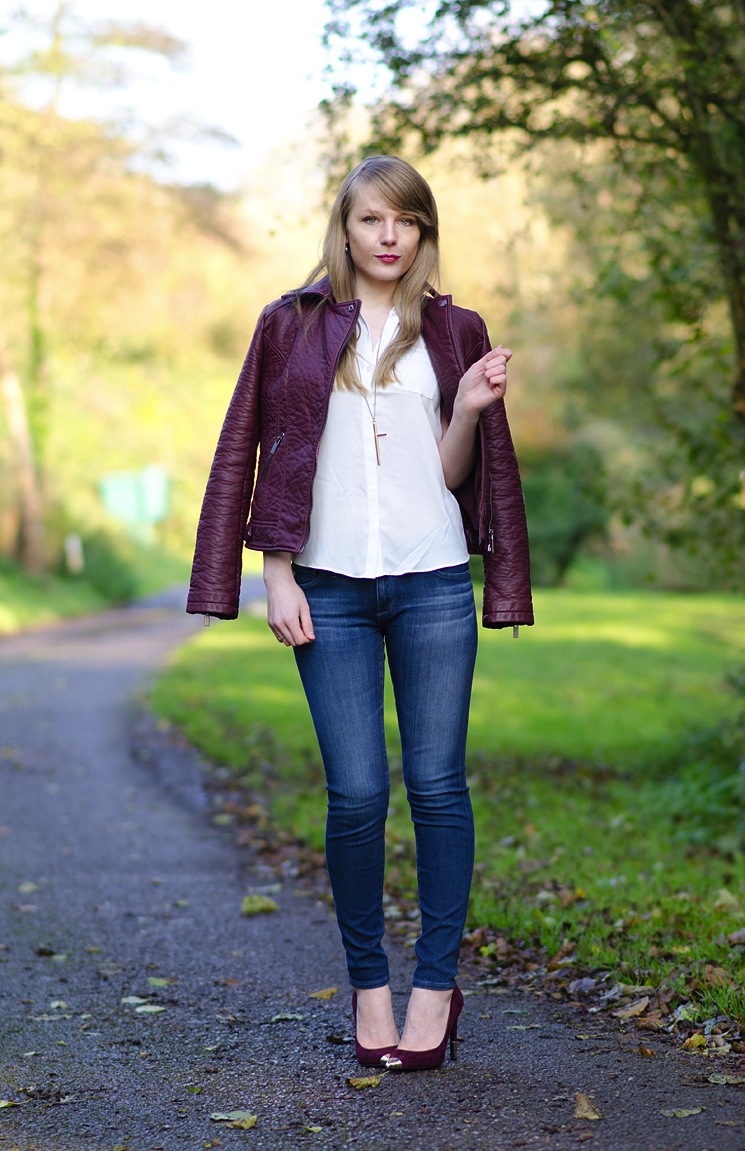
[348,304,355,312]
[439,299,447,307]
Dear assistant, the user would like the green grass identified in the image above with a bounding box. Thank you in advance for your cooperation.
[0,566,109,633]
[150,587,745,1018]
[0,543,191,634]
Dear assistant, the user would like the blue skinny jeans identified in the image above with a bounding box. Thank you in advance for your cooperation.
[292,562,477,990]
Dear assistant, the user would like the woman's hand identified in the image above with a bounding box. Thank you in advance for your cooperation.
[439,344,512,490]
[455,345,512,419]
[263,552,315,647]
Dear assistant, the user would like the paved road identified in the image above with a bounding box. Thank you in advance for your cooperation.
[0,591,742,1150]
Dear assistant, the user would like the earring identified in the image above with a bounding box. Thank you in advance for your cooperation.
[345,242,350,253]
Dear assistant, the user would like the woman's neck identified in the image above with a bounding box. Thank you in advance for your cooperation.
[355,281,397,349]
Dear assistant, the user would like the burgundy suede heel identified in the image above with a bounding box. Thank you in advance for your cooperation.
[351,991,399,1067]
[386,986,464,1071]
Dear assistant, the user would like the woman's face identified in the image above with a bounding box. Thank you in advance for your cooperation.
[345,185,421,294]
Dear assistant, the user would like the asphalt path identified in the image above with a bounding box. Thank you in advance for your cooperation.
[0,588,743,1151]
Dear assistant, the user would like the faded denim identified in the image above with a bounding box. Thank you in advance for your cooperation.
[293,562,477,990]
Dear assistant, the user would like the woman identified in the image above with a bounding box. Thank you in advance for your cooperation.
[187,156,533,1071]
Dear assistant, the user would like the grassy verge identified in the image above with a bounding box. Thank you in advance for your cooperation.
[0,544,191,635]
[150,588,745,1024]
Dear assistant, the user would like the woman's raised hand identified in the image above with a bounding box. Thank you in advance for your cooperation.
[263,552,315,647]
[456,345,512,417]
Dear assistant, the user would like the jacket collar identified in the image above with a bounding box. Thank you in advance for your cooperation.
[282,276,449,310]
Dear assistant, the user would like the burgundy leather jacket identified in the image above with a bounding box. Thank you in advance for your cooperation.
[187,278,533,629]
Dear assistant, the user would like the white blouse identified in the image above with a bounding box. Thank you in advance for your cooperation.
[294,309,469,578]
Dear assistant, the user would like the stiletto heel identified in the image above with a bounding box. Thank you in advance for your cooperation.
[387,986,464,1072]
[351,991,399,1068]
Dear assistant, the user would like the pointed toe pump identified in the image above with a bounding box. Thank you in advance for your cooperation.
[386,985,464,1072]
[351,991,399,1068]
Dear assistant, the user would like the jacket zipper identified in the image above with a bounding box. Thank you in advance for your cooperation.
[252,431,285,503]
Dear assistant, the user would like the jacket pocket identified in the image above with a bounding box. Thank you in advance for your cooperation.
[251,431,285,506]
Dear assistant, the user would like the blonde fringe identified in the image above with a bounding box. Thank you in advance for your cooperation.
[302,157,441,393]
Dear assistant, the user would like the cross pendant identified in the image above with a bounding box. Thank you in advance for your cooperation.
[372,419,387,466]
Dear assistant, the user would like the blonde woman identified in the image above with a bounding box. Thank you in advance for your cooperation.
[188,156,533,1070]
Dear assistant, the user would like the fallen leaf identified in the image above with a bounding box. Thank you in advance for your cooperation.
[211,1110,258,1126]
[568,978,598,996]
[636,1013,663,1032]
[347,1075,384,1089]
[638,1046,656,1058]
[612,995,649,1020]
[308,987,338,1000]
[228,1116,257,1130]
[660,1107,704,1118]
[575,1093,602,1120]
[728,928,745,946]
[147,977,173,988]
[271,1012,305,1023]
[305,1126,322,1133]
[708,1074,745,1086]
[135,1005,166,1014]
[714,889,741,913]
[240,895,279,916]
[0,1100,20,1109]
[121,996,150,1006]
[682,1033,707,1051]
[18,882,39,894]
[703,965,733,988]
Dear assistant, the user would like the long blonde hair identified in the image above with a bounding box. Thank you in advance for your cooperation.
[304,156,440,392]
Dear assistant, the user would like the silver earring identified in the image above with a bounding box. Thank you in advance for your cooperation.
[345,242,350,253]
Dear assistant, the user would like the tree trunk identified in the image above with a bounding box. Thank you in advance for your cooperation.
[1,364,47,574]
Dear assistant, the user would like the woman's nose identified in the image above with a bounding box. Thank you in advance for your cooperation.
[380,220,396,245]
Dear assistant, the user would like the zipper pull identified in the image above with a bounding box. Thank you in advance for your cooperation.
[513,626,519,639]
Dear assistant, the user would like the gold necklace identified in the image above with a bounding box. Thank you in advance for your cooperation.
[362,378,386,465]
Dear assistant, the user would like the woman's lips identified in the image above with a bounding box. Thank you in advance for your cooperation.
[375,254,401,264]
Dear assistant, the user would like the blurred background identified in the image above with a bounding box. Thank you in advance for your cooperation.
[1,0,743,609]
[2,0,744,1017]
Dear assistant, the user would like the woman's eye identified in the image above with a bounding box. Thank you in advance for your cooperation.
[400,217,416,226]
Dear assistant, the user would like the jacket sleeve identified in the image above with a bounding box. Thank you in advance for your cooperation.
[479,399,534,629]
[467,318,534,629]
[186,310,266,618]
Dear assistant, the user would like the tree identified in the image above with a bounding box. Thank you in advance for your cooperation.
[325,0,745,581]
[0,4,187,571]
[327,0,745,418]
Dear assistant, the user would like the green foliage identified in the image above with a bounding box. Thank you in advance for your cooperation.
[520,442,608,585]
[325,0,745,568]
[650,667,745,852]
[0,559,108,634]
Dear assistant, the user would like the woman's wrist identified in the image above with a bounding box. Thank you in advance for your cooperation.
[452,392,482,425]
[263,551,294,586]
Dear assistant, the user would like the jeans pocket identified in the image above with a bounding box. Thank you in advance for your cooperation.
[291,563,329,590]
[431,561,472,582]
